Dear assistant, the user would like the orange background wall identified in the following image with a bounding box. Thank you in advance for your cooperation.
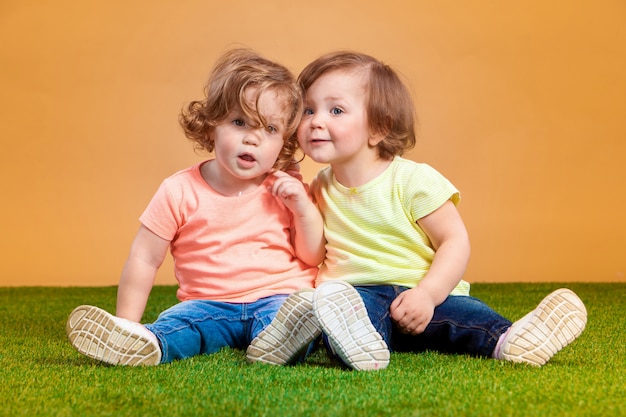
[1,1,624,287]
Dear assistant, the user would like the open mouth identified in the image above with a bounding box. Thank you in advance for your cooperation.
[239,153,256,162]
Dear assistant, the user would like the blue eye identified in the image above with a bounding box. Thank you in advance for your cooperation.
[331,107,343,115]
[233,119,245,127]
[303,108,314,115]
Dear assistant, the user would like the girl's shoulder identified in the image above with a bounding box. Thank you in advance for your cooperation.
[387,157,452,190]
[159,162,207,189]
[392,156,441,176]
[315,165,333,182]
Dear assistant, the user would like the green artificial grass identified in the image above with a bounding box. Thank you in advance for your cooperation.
[0,283,624,416]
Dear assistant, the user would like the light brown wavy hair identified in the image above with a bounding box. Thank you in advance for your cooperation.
[179,48,303,171]
[297,51,416,160]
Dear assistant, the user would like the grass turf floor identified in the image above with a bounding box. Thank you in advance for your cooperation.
[0,282,624,417]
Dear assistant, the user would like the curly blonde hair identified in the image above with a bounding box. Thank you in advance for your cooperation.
[298,51,416,160]
[179,48,303,171]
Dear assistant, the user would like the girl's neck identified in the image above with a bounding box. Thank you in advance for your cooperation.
[332,156,392,189]
[200,160,266,197]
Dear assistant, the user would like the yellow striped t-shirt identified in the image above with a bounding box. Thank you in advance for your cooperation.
[312,156,470,296]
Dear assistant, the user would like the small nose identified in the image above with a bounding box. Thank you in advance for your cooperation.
[309,112,324,129]
[243,131,260,145]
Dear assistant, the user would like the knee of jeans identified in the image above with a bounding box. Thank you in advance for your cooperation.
[250,306,283,340]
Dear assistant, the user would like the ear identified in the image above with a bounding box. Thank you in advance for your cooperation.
[368,128,388,147]
[368,115,391,147]
[205,128,217,152]
[367,133,385,148]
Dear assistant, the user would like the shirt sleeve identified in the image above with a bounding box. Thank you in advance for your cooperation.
[407,164,460,221]
[139,179,182,241]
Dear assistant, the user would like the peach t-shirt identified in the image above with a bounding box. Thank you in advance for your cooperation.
[139,161,317,303]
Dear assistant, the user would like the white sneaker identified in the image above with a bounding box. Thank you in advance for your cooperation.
[313,281,390,371]
[66,305,162,366]
[247,289,321,365]
[498,288,587,366]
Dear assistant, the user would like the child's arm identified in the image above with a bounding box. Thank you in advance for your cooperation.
[390,200,470,335]
[116,225,170,322]
[271,170,325,266]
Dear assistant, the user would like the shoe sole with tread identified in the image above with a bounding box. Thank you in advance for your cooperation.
[247,290,321,365]
[66,305,161,366]
[314,281,390,371]
[501,288,587,366]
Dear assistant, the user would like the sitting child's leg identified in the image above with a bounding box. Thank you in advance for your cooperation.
[493,288,587,366]
[393,288,587,367]
[66,305,161,366]
[314,281,390,371]
[392,293,511,357]
[247,289,321,365]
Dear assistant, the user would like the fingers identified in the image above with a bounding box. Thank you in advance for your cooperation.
[270,169,288,178]
[270,170,306,202]
[397,319,426,335]
[390,293,430,335]
[271,168,300,179]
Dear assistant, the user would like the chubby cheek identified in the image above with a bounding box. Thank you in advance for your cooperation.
[296,122,306,136]
[214,142,234,162]
[295,126,309,149]
[265,141,285,167]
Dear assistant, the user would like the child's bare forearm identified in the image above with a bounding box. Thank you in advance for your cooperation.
[416,236,470,304]
[415,200,470,305]
[115,226,169,322]
[271,170,325,266]
[116,258,157,322]
[292,202,325,266]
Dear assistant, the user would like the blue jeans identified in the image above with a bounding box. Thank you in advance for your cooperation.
[145,294,288,364]
[355,285,512,358]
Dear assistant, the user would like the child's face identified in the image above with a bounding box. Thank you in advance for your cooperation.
[297,70,376,166]
[212,87,287,182]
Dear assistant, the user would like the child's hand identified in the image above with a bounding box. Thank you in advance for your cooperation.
[389,287,436,335]
[270,169,325,266]
[270,170,312,214]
